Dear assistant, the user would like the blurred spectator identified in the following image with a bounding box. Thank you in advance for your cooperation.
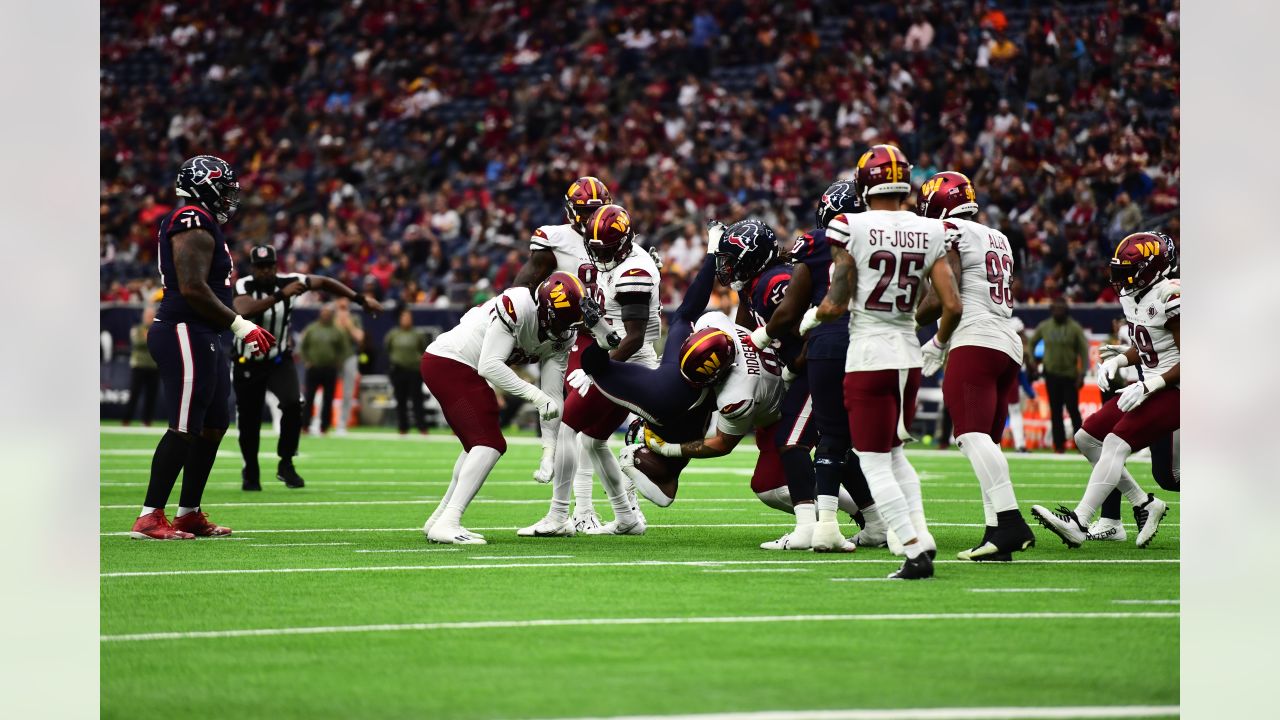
[1029,298,1090,453]
[299,305,350,435]
[384,309,430,435]
[332,297,365,434]
[121,307,158,426]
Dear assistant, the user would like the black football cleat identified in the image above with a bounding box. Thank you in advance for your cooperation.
[956,525,997,561]
[242,465,261,492]
[277,460,306,489]
[971,518,1036,562]
[888,553,934,580]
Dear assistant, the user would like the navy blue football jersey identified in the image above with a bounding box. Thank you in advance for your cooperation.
[788,228,850,343]
[155,204,235,329]
[745,263,802,365]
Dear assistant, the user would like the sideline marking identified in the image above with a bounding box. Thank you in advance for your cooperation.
[968,588,1082,593]
[526,706,1180,720]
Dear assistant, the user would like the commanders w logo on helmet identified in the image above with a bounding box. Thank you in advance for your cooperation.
[678,327,736,387]
[1110,231,1177,296]
[535,272,587,340]
[584,204,636,272]
[564,176,612,234]
[917,171,979,220]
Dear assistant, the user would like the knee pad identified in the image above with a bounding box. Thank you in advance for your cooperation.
[755,487,793,514]
[1075,428,1102,454]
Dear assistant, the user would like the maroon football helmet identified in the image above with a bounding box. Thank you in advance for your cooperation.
[564,176,613,234]
[854,144,913,201]
[583,204,635,272]
[917,171,979,219]
[677,327,737,387]
[535,271,587,340]
[1110,231,1176,296]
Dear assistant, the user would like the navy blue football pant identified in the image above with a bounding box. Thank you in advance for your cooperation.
[148,320,231,434]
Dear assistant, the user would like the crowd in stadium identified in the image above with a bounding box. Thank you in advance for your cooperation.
[100,0,1179,309]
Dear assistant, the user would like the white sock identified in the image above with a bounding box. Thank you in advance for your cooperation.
[550,423,577,521]
[755,487,793,513]
[1074,434,1134,523]
[430,450,468,523]
[139,506,159,518]
[958,432,1018,515]
[815,494,839,524]
[177,506,198,517]
[1076,429,1146,509]
[573,438,595,515]
[1009,403,1026,450]
[855,450,916,546]
[582,435,635,524]
[794,502,817,530]
[890,447,924,516]
[440,446,501,527]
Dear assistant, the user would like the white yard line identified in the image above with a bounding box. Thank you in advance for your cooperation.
[1112,599,1179,605]
[524,706,1180,720]
[353,548,460,553]
[99,611,1178,643]
[101,557,1179,579]
[830,578,899,583]
[968,588,1082,593]
[100,498,1179,510]
[469,555,574,560]
[246,542,353,548]
[702,568,810,574]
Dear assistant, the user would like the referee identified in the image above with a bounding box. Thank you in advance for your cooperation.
[232,244,382,491]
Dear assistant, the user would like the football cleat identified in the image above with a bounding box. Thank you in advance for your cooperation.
[573,509,604,534]
[966,520,1035,562]
[427,524,487,545]
[851,515,889,548]
[276,460,305,489]
[129,509,195,540]
[760,523,815,551]
[1086,517,1128,542]
[1133,494,1169,548]
[1031,505,1087,548]
[584,516,646,536]
[423,510,484,540]
[811,521,856,553]
[516,515,576,538]
[242,465,261,492]
[532,447,555,484]
[957,526,997,561]
[172,511,232,537]
[888,553,934,580]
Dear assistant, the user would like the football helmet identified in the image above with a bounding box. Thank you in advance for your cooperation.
[917,171,979,219]
[1110,231,1177,297]
[677,327,737,387]
[714,218,777,291]
[535,272,587,340]
[583,204,635,272]
[816,179,864,230]
[564,176,613,234]
[175,155,241,224]
[854,144,912,201]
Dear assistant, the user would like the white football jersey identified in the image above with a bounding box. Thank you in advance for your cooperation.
[1121,278,1180,377]
[945,217,1022,361]
[827,210,949,372]
[598,245,662,367]
[530,223,593,286]
[693,312,787,436]
[427,288,571,369]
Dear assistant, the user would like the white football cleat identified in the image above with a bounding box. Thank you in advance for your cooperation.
[423,512,484,540]
[426,524,487,545]
[584,516,646,536]
[1133,494,1168,548]
[1030,504,1087,548]
[532,447,555,484]
[760,523,814,551]
[1086,517,1128,542]
[811,520,856,553]
[516,514,576,538]
[885,527,905,556]
[573,509,603,533]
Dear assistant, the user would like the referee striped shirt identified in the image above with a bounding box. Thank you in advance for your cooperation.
[233,273,308,360]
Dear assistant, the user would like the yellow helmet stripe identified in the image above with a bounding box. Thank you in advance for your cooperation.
[592,206,607,239]
[588,178,598,200]
[681,330,731,370]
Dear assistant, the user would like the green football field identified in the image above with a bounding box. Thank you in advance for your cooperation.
[100,424,1178,720]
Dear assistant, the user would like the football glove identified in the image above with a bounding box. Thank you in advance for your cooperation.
[644,426,682,458]
[230,315,276,359]
[566,368,593,398]
[648,246,665,271]
[749,326,772,351]
[1098,344,1129,362]
[580,296,621,349]
[533,446,555,484]
[921,335,947,377]
[706,219,727,254]
[1118,375,1165,412]
[798,307,822,336]
[1096,354,1131,393]
[529,390,561,421]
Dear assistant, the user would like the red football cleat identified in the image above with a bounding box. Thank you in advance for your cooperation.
[129,509,195,540]
[172,511,232,537]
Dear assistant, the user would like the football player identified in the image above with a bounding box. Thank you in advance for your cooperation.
[1032,232,1179,548]
[419,273,586,545]
[131,155,276,540]
[514,177,613,529]
[799,144,963,579]
[519,203,660,537]
[914,171,1037,562]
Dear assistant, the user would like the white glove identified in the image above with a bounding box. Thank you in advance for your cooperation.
[1098,344,1129,362]
[530,390,561,421]
[566,368,593,397]
[644,426,682,458]
[648,246,665,271]
[749,326,772,351]
[782,366,797,384]
[533,446,555,484]
[1096,354,1130,393]
[798,307,822,336]
[920,335,947,377]
[230,315,276,359]
[706,219,727,254]
[1118,375,1165,412]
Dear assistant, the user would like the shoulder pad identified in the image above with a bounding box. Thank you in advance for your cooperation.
[720,398,754,420]
[787,231,818,262]
[530,227,556,250]
[493,290,524,331]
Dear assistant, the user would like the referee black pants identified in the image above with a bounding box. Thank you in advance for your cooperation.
[1044,372,1082,453]
[123,367,159,424]
[390,365,428,433]
[234,355,303,468]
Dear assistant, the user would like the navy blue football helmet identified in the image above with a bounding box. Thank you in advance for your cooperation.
[714,218,778,291]
[175,155,240,224]
[816,180,863,230]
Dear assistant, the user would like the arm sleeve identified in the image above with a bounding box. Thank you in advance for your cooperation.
[476,322,543,402]
[617,292,651,321]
